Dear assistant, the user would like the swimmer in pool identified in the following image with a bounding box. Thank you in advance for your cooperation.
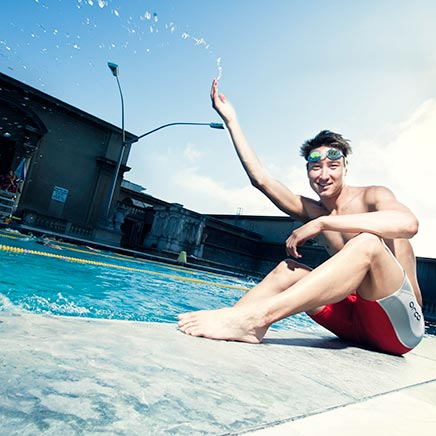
[177,79,424,355]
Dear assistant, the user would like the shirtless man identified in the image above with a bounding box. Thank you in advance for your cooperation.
[178,79,424,355]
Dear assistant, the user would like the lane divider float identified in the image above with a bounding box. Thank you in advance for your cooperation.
[0,243,250,292]
[0,230,243,281]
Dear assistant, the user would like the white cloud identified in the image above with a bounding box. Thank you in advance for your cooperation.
[171,166,280,215]
[348,98,436,258]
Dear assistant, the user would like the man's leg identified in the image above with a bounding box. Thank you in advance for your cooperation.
[234,259,311,307]
[178,233,405,343]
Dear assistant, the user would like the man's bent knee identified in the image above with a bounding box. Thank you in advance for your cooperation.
[345,233,384,261]
[267,259,311,287]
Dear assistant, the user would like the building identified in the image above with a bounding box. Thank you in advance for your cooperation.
[0,71,135,244]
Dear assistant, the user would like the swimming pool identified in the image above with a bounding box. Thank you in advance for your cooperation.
[0,229,320,333]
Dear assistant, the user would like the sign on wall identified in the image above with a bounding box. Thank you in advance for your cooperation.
[51,186,69,203]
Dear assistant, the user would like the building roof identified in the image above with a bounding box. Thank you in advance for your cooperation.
[0,72,136,139]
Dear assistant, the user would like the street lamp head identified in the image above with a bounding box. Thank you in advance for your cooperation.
[209,122,225,129]
[107,62,119,77]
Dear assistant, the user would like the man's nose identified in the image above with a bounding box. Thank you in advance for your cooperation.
[319,165,329,179]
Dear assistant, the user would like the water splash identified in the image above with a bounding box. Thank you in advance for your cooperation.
[179,31,223,80]
[216,57,223,81]
[167,22,176,34]
[3,2,224,90]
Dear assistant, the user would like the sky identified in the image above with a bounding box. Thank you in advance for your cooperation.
[1,0,436,258]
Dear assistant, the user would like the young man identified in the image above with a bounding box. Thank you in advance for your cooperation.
[178,79,424,355]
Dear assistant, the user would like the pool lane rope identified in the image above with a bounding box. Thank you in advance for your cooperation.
[0,244,250,292]
[0,230,243,281]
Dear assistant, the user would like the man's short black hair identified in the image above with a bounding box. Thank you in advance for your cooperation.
[300,130,352,160]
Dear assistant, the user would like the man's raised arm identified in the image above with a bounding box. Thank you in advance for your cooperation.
[210,79,308,221]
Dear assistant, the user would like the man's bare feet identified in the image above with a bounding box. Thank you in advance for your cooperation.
[177,306,269,343]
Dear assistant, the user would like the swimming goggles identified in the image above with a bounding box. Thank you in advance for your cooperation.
[308,148,345,162]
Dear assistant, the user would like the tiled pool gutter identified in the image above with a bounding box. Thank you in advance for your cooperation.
[1,313,435,435]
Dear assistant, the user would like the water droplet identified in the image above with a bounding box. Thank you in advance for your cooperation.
[98,0,106,8]
[194,37,206,46]
[216,57,223,81]
[37,24,47,33]
[143,11,151,20]
[181,32,190,40]
[113,9,119,17]
[153,13,158,22]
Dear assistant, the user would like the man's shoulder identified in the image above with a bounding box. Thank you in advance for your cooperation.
[354,185,398,211]
[350,184,393,198]
[360,184,394,199]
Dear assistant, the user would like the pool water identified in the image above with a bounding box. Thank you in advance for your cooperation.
[0,230,319,333]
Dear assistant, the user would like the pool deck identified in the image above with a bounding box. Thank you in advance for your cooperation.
[1,313,435,435]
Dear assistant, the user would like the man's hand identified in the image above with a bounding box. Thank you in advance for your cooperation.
[286,219,323,258]
[210,79,236,125]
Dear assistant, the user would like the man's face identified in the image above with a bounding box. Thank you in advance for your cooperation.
[306,146,347,199]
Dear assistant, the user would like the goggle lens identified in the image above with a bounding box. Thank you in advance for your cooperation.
[308,148,344,162]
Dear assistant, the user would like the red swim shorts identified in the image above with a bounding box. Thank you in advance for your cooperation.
[309,291,423,355]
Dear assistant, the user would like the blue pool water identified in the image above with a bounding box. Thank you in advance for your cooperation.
[0,230,319,333]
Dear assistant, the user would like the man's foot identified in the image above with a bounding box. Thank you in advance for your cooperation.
[177,306,268,343]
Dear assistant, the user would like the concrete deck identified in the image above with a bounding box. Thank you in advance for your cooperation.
[1,313,435,435]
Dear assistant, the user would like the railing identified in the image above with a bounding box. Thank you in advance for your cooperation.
[0,190,16,218]
[125,205,146,219]
[22,210,95,239]
[67,223,94,239]
[33,214,68,233]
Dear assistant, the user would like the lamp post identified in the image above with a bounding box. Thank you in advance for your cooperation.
[105,62,224,223]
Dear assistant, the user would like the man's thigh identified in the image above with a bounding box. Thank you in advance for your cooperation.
[356,236,405,301]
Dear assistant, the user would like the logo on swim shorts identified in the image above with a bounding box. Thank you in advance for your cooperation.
[409,301,422,321]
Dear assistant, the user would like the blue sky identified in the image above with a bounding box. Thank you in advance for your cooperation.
[2,0,436,257]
